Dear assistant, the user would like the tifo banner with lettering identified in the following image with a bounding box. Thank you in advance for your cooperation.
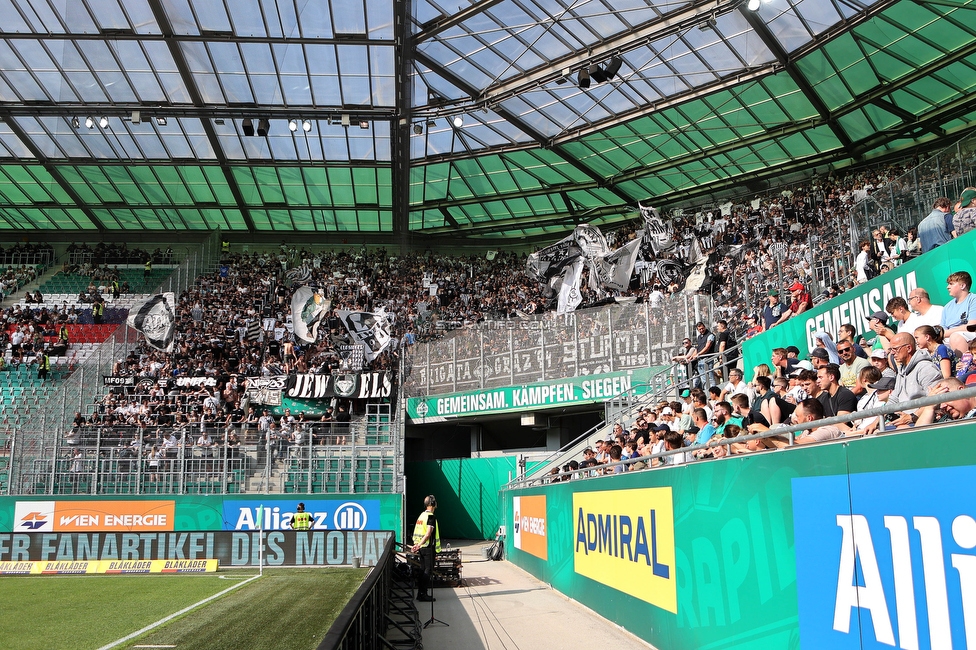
[513,496,548,561]
[504,418,976,649]
[407,366,665,422]
[1,494,403,542]
[0,531,393,567]
[743,229,976,372]
[573,487,676,613]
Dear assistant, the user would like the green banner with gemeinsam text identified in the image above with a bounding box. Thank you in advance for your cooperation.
[742,228,976,374]
[406,366,667,422]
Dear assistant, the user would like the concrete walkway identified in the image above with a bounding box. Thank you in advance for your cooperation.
[417,540,654,650]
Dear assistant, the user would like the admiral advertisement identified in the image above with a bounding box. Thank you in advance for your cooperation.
[573,487,677,613]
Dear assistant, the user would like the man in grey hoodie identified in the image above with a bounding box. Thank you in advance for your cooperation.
[889,332,942,407]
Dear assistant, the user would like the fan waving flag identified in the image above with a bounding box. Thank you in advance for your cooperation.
[336,310,393,361]
[291,286,331,343]
[127,293,176,353]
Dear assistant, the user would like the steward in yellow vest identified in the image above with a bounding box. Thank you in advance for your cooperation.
[291,502,312,530]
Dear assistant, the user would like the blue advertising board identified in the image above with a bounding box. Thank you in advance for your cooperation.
[222,499,381,531]
[793,465,976,650]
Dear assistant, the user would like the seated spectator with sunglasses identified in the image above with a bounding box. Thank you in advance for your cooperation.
[836,340,870,389]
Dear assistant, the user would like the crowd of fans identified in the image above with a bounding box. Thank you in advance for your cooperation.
[555,267,976,479]
[5,144,967,482]
[64,242,173,267]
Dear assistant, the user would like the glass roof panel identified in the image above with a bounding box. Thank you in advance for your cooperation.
[0,0,969,238]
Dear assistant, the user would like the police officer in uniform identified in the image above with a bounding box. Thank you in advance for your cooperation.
[290,502,312,530]
[411,495,440,601]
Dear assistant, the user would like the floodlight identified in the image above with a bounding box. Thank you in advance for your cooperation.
[155,116,167,126]
[289,119,298,132]
[71,116,80,129]
[302,120,311,132]
[747,0,760,10]
[453,115,463,127]
[99,116,109,128]
[578,67,590,89]
[257,118,270,136]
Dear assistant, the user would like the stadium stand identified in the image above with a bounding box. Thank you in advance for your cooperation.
[3,131,976,501]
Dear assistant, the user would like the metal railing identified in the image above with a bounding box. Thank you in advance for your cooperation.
[851,130,976,242]
[517,342,740,485]
[8,231,222,495]
[402,294,717,398]
[506,384,976,489]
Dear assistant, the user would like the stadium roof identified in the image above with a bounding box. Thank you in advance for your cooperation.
[0,0,973,243]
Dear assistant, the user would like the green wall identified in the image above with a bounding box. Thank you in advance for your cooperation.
[505,423,976,649]
[406,456,540,540]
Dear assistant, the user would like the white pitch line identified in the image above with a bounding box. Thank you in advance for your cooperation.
[97,574,262,650]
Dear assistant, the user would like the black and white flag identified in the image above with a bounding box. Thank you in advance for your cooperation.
[526,233,581,289]
[591,234,644,292]
[336,310,393,361]
[127,293,176,353]
[284,265,312,287]
[244,318,263,343]
[640,203,677,255]
[291,286,331,343]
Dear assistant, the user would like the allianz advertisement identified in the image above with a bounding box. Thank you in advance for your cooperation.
[742,230,976,371]
[793,465,976,650]
[407,366,664,422]
[222,499,380,531]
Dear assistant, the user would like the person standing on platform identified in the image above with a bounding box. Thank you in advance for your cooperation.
[411,495,440,602]
[290,502,312,530]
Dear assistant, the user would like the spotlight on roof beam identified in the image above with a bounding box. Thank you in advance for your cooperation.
[289,119,298,132]
[241,118,254,136]
[604,57,622,80]
[257,118,270,136]
[413,124,423,135]
[359,121,369,130]
[341,114,350,127]
[302,120,311,132]
[588,64,608,84]
[427,119,436,127]
[155,116,167,126]
[85,116,94,129]
[71,116,80,129]
[131,110,141,124]
[577,67,590,89]
[452,115,463,128]
[99,116,109,129]
[747,0,760,10]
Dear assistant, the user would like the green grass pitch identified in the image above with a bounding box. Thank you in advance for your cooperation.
[0,568,368,649]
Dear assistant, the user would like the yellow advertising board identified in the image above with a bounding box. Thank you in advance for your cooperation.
[513,495,548,560]
[0,559,218,575]
[573,487,676,613]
